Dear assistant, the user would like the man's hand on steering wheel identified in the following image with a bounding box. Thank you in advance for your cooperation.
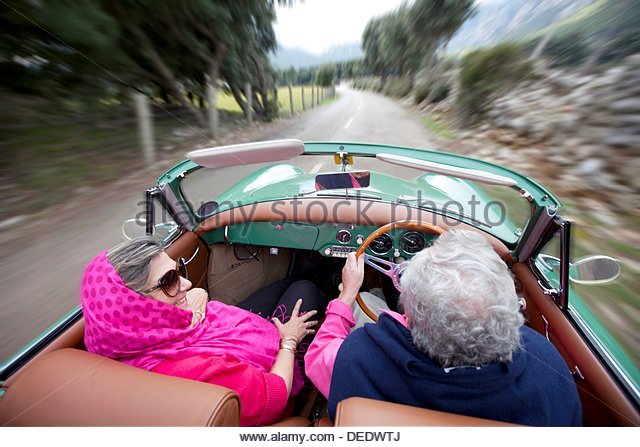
[339,252,364,306]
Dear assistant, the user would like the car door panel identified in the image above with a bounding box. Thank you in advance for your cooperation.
[513,262,640,426]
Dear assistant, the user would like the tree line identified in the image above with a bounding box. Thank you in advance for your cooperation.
[361,0,475,87]
[1,0,296,135]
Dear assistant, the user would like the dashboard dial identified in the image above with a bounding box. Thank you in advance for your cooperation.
[336,229,352,244]
[369,233,393,255]
[399,231,426,254]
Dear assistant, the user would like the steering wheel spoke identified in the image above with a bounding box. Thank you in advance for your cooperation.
[364,254,409,292]
[363,254,396,274]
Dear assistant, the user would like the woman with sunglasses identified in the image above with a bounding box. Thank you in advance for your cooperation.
[81,237,320,426]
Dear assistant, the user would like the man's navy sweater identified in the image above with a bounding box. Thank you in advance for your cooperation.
[328,313,582,426]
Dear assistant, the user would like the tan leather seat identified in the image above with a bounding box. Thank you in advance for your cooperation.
[0,348,240,426]
[333,397,519,426]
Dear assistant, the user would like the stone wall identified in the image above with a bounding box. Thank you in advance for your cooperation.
[482,54,640,204]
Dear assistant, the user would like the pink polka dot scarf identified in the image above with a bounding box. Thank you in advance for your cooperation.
[81,251,286,376]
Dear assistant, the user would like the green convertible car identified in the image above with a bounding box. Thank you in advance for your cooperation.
[0,139,637,426]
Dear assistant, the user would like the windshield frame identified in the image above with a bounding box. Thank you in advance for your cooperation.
[156,141,561,260]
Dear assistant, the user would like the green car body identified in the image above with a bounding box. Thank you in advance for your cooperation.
[1,140,637,419]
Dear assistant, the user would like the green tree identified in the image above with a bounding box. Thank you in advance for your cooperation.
[361,1,474,85]
[408,0,475,68]
[0,0,283,127]
[362,16,387,79]
[315,64,336,87]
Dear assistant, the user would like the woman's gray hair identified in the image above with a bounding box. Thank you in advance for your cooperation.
[400,229,523,368]
[107,236,163,292]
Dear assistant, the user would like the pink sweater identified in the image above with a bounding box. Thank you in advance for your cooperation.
[153,354,288,426]
[304,299,407,398]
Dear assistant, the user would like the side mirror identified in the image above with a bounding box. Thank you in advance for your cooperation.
[538,254,561,271]
[569,256,621,285]
[121,218,147,240]
[315,171,370,191]
[121,218,179,241]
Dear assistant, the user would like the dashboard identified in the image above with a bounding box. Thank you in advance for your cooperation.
[203,221,438,259]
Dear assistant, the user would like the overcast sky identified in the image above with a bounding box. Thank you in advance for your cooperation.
[274,0,405,55]
[274,0,499,55]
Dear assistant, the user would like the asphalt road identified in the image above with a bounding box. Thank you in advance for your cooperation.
[0,86,437,363]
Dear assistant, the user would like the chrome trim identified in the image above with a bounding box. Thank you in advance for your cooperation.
[184,245,200,265]
[376,153,518,186]
[568,305,640,405]
[369,233,393,256]
[537,280,559,300]
[399,231,426,255]
[541,314,551,341]
[519,189,534,201]
[572,365,585,380]
[336,229,352,245]
[517,205,557,261]
[224,225,230,244]
[364,254,408,292]
[158,182,194,231]
[559,219,571,309]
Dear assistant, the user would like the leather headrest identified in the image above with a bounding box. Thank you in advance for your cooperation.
[0,348,240,426]
[334,397,519,426]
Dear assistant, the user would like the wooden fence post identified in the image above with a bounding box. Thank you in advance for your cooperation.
[207,77,218,139]
[311,85,315,108]
[288,84,294,116]
[273,86,279,116]
[301,85,306,111]
[133,91,155,165]
[245,82,253,125]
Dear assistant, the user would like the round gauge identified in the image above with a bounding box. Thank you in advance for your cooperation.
[400,231,426,254]
[369,233,394,255]
[336,229,352,244]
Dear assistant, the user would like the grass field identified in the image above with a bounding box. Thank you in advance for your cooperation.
[216,85,332,116]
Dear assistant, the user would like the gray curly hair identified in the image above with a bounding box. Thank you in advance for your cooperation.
[107,236,163,292]
[400,229,523,368]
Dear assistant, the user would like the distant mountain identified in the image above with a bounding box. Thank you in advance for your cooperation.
[271,42,363,69]
[448,0,597,53]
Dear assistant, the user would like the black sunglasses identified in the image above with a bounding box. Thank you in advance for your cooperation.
[141,258,188,297]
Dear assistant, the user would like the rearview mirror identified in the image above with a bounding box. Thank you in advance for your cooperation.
[315,171,370,191]
[569,256,621,285]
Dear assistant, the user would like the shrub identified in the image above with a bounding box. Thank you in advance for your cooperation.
[382,77,412,98]
[457,43,532,125]
[543,32,588,67]
[427,81,450,103]
[350,77,383,92]
[414,81,431,104]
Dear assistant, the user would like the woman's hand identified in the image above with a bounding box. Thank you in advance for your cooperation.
[339,252,365,306]
[272,299,318,344]
[187,288,208,327]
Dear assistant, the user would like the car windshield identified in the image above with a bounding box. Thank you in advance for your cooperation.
[179,153,531,245]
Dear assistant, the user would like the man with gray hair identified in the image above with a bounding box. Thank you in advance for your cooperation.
[306,229,582,426]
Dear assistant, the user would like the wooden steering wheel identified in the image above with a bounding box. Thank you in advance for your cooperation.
[354,220,445,322]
